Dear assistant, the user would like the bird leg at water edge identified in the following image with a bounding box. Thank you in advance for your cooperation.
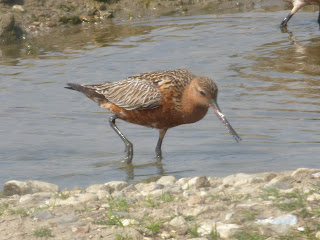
[155,129,167,161]
[318,8,320,24]
[109,115,133,164]
[281,13,293,28]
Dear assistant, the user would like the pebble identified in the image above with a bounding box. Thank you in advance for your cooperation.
[12,5,24,12]
[33,209,53,220]
[256,214,297,226]
[121,218,139,226]
[225,212,234,221]
[312,172,320,178]
[169,216,187,227]
[86,184,105,193]
[181,205,209,217]
[50,215,78,224]
[77,193,99,203]
[104,181,129,192]
[216,223,241,238]
[3,180,59,196]
[265,176,293,190]
[307,193,320,201]
[156,175,176,185]
[222,173,252,186]
[19,194,34,203]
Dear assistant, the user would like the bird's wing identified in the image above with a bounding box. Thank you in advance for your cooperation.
[87,78,162,110]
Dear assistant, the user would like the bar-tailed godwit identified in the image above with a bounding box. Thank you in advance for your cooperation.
[65,69,241,163]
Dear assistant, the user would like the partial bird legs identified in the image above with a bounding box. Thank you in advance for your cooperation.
[155,129,167,160]
[109,115,133,164]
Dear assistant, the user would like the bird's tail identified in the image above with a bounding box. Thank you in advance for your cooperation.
[65,83,105,103]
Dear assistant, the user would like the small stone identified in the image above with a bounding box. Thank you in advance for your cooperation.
[169,216,187,227]
[156,176,176,185]
[77,193,99,203]
[96,190,109,200]
[12,5,24,12]
[3,180,59,196]
[307,193,320,201]
[297,227,305,232]
[291,168,318,177]
[121,218,139,226]
[52,196,79,206]
[256,214,297,226]
[148,189,163,197]
[19,194,34,203]
[200,191,208,197]
[136,183,163,194]
[33,209,53,220]
[315,231,320,239]
[187,196,203,206]
[176,178,190,186]
[104,181,129,192]
[197,220,240,236]
[111,191,126,199]
[76,225,90,234]
[216,223,241,238]
[222,173,252,186]
[181,205,209,217]
[225,212,234,221]
[121,184,137,193]
[163,185,182,194]
[186,238,207,240]
[169,216,188,234]
[265,176,293,190]
[312,172,320,178]
[160,231,171,239]
[50,215,78,224]
[183,176,210,189]
[32,192,54,200]
[86,184,105,193]
[183,190,194,197]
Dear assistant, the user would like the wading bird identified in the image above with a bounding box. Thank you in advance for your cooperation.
[65,69,241,164]
[281,0,320,27]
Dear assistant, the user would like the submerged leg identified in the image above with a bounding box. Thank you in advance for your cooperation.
[109,115,133,164]
[318,7,320,24]
[281,12,293,28]
[155,129,167,160]
[280,1,305,28]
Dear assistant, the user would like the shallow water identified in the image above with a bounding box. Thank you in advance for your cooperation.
[1,10,320,189]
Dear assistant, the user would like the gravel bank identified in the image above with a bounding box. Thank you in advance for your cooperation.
[1,168,320,239]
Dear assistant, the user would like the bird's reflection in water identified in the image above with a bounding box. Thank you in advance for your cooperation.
[94,158,165,183]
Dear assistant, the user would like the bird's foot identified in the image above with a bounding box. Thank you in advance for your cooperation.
[155,149,162,162]
[122,142,133,164]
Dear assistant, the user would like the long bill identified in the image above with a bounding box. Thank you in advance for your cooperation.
[209,101,242,143]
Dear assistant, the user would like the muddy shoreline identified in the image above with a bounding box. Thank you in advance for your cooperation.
[0,0,294,43]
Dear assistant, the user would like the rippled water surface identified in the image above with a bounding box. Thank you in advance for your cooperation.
[1,11,320,188]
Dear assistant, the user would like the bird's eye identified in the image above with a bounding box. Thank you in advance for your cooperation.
[199,90,206,96]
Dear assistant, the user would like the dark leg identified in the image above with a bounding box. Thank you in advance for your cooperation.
[318,7,320,24]
[109,115,133,164]
[155,129,167,160]
[281,13,293,28]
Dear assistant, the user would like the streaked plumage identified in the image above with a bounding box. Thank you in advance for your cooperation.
[65,69,241,163]
[281,0,320,27]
